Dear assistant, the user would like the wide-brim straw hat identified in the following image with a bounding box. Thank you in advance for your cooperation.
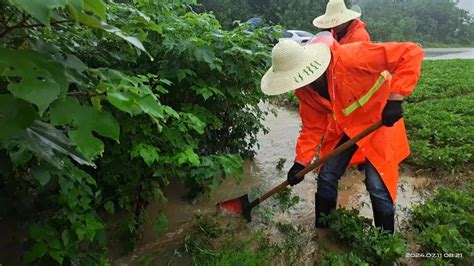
[261,40,331,96]
[313,0,361,29]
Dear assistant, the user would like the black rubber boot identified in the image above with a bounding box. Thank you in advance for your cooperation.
[315,193,337,228]
[373,211,395,234]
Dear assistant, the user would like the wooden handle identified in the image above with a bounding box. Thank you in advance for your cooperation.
[252,180,289,206]
[252,121,383,206]
[295,121,383,178]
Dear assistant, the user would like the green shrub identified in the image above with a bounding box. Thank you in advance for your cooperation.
[321,208,407,265]
[0,0,277,263]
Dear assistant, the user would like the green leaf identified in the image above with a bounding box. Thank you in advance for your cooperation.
[32,163,51,186]
[193,47,221,70]
[29,224,46,241]
[106,91,139,114]
[163,106,179,119]
[91,96,102,111]
[61,230,70,247]
[153,188,167,203]
[84,0,106,19]
[193,87,224,100]
[0,95,36,140]
[0,48,68,114]
[153,212,168,235]
[25,120,95,168]
[183,113,205,134]
[136,95,164,122]
[104,201,115,214]
[23,241,47,264]
[75,11,102,28]
[8,145,32,166]
[50,97,120,159]
[11,0,66,27]
[131,144,160,167]
[100,22,152,60]
[49,250,64,265]
[64,0,83,21]
[76,227,86,241]
[177,148,200,166]
[106,91,164,126]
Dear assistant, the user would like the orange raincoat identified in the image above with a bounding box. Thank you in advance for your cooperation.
[330,18,371,164]
[331,19,370,44]
[295,41,424,202]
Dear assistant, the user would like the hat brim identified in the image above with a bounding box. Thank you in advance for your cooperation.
[261,43,331,96]
[313,10,361,29]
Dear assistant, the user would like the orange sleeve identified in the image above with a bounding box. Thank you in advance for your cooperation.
[352,28,370,42]
[294,88,328,165]
[355,42,424,96]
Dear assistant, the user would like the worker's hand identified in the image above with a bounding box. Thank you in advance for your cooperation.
[287,162,306,186]
[382,100,403,127]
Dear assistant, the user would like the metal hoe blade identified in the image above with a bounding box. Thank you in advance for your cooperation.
[216,194,253,222]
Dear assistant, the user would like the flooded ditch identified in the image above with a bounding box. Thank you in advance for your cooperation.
[115,104,431,265]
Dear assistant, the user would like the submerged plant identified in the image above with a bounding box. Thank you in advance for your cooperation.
[276,158,287,171]
[275,187,300,212]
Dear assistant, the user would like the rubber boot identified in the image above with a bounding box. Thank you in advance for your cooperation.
[373,211,395,234]
[315,193,337,228]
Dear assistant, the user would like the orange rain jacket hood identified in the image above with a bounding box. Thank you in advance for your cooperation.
[294,41,424,202]
[331,19,370,44]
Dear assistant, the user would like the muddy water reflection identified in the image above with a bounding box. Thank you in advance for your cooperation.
[116,104,427,264]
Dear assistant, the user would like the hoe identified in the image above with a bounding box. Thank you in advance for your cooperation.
[216,121,383,222]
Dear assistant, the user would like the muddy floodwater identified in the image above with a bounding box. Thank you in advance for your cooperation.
[115,104,430,265]
[424,47,474,60]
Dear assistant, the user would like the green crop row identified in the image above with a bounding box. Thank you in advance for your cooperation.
[404,94,473,170]
[410,184,474,265]
[320,208,407,265]
[408,60,474,103]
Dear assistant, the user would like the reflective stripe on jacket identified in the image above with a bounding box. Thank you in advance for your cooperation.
[295,42,424,202]
[331,19,371,44]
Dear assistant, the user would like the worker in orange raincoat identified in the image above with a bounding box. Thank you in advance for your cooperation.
[313,0,370,44]
[260,33,424,233]
[313,0,370,169]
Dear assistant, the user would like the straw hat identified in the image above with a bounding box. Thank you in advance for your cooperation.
[313,0,361,29]
[261,40,331,96]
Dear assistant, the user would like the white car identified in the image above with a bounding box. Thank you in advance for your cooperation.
[279,30,314,45]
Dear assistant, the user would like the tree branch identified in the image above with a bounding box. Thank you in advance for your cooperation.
[0,14,72,39]
[67,91,106,97]
[0,13,29,38]
[20,19,72,29]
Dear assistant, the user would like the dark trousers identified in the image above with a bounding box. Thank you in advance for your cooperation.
[317,135,395,215]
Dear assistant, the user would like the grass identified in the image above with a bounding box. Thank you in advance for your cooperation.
[177,211,311,265]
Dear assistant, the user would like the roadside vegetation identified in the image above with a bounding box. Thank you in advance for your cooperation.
[0,0,276,264]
